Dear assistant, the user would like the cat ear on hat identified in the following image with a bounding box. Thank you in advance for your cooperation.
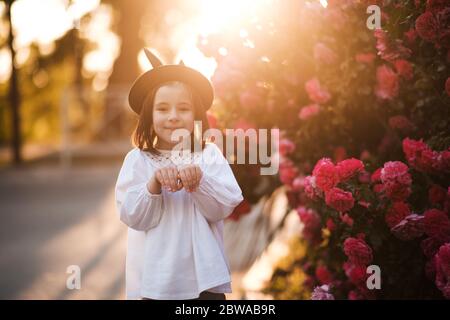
[144,48,163,68]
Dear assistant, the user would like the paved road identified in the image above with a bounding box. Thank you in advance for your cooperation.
[0,161,256,299]
[0,164,127,299]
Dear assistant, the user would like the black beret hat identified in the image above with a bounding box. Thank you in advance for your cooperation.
[128,48,214,115]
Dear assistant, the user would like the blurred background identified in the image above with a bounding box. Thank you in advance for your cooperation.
[1,0,449,300]
[0,0,286,300]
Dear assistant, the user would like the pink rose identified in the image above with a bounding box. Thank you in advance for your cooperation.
[341,213,354,227]
[298,104,320,120]
[381,161,412,201]
[325,187,355,212]
[314,43,337,64]
[423,209,450,240]
[279,138,296,156]
[391,214,425,241]
[279,157,299,184]
[343,238,373,266]
[385,201,411,229]
[394,59,414,80]
[304,175,321,199]
[312,158,338,192]
[311,285,335,300]
[336,158,364,182]
[375,65,399,100]
[297,206,322,243]
[305,78,331,104]
[374,29,412,62]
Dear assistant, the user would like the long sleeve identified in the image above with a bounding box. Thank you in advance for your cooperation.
[115,149,164,231]
[190,143,244,223]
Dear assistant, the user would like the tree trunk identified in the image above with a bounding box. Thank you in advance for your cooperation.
[6,0,22,165]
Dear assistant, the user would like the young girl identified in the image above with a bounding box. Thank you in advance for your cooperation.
[115,48,243,300]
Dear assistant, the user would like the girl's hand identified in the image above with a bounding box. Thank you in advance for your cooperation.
[178,164,202,193]
[155,166,183,192]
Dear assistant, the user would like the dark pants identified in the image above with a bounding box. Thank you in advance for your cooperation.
[142,291,226,300]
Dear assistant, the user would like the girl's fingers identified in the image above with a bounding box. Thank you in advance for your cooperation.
[194,166,202,190]
[155,170,163,185]
[167,167,178,191]
[179,170,190,192]
[184,167,194,191]
[172,167,183,191]
[160,168,171,191]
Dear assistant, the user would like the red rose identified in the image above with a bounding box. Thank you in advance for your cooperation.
[371,168,382,183]
[388,115,414,133]
[423,209,450,240]
[402,138,439,173]
[375,65,399,100]
[344,262,367,287]
[404,28,417,45]
[385,201,411,228]
[421,236,450,258]
[326,218,336,232]
[312,158,338,191]
[336,158,365,182]
[426,0,449,13]
[415,11,439,42]
[305,78,331,104]
[391,214,425,241]
[315,265,333,285]
[435,243,450,299]
[343,238,373,266]
[429,184,447,204]
[325,187,355,212]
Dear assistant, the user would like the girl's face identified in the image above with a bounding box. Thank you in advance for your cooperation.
[152,82,195,150]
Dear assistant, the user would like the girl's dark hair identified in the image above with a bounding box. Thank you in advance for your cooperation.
[132,81,210,155]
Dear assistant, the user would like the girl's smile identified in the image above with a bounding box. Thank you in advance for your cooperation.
[152,82,195,150]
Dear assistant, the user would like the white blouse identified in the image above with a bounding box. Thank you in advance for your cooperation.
[114,143,243,299]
